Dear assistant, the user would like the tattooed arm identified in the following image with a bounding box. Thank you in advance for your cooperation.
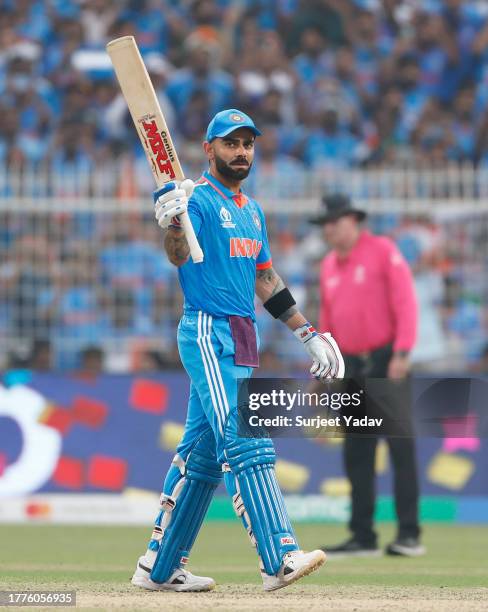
[164,227,190,267]
[256,266,345,379]
[255,266,308,330]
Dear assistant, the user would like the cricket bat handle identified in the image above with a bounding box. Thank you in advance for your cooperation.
[180,210,204,264]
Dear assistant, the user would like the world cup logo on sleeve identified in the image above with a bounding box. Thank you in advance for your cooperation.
[220,206,236,228]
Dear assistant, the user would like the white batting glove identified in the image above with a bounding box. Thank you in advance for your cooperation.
[154,178,195,229]
[294,323,345,379]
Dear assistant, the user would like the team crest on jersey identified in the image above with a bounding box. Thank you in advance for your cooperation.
[220,206,236,228]
[252,212,261,230]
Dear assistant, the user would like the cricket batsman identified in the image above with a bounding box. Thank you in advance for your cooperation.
[131,109,345,592]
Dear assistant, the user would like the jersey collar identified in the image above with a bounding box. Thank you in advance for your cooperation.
[202,170,248,208]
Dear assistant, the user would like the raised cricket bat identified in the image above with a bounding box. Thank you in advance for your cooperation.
[106,36,204,263]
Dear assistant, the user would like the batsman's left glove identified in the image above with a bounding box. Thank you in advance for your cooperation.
[294,323,345,379]
[154,179,195,229]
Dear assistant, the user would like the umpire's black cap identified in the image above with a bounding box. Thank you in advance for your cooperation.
[309,193,367,225]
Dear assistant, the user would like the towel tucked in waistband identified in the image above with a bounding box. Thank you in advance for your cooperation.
[229,315,259,368]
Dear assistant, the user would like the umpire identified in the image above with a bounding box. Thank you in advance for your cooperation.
[310,194,425,557]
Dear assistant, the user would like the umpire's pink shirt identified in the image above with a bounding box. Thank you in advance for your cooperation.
[319,230,417,355]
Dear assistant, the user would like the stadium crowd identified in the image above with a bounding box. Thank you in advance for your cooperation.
[0,0,488,172]
[0,0,488,372]
[0,206,486,373]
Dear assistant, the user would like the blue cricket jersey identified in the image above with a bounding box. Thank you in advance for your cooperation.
[177,170,272,320]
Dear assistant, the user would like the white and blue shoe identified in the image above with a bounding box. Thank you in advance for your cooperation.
[131,556,216,592]
[262,549,327,592]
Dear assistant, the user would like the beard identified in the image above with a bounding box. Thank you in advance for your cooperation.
[215,154,252,181]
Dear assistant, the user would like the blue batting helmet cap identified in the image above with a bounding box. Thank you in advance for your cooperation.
[205,109,261,142]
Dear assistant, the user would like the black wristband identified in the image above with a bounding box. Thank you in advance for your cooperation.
[263,288,296,319]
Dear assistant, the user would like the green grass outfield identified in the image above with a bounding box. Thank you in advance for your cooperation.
[0,523,487,611]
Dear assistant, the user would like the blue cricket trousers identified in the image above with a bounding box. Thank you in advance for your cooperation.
[175,310,256,463]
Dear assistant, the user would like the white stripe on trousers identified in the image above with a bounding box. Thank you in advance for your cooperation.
[196,311,227,435]
[202,313,229,431]
[196,311,224,434]
[202,314,231,419]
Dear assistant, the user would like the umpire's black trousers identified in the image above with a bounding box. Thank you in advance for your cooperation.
[344,345,420,544]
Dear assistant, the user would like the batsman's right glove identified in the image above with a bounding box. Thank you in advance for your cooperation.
[154,178,194,229]
[294,323,345,379]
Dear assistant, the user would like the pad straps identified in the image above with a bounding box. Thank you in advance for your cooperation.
[225,438,299,576]
[150,428,222,583]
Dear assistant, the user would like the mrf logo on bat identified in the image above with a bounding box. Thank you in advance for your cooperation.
[138,114,176,180]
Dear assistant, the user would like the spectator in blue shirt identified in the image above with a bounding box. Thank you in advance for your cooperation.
[39,244,103,347]
[303,108,361,168]
[99,217,173,321]
[414,10,458,101]
[166,34,234,123]
[450,83,477,161]
[292,25,333,86]
[248,126,306,198]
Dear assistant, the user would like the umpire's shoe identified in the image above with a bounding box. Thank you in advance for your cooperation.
[386,537,426,557]
[131,556,216,592]
[262,549,326,591]
[322,537,381,557]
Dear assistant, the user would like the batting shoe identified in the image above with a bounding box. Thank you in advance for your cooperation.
[131,556,215,592]
[262,549,326,592]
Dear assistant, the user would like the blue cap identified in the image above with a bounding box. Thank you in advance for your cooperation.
[206,109,261,142]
